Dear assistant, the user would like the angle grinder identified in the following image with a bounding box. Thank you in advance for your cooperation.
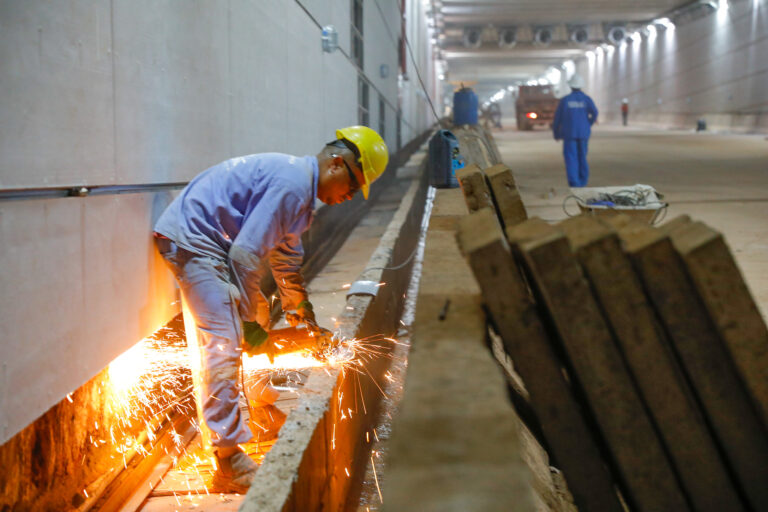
[243,324,339,363]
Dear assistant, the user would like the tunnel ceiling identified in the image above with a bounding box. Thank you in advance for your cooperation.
[432,0,693,100]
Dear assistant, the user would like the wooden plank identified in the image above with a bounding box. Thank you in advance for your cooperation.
[559,216,743,512]
[669,221,768,429]
[458,210,622,512]
[484,163,528,229]
[455,164,495,214]
[508,219,690,512]
[611,217,768,511]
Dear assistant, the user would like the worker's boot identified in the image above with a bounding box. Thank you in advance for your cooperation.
[249,404,287,442]
[210,448,258,493]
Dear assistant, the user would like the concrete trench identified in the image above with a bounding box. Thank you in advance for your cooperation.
[238,151,430,512]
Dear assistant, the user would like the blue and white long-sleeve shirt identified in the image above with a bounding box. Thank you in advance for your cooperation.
[154,153,318,320]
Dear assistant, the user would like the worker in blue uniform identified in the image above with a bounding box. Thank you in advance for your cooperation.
[153,126,388,493]
[552,74,598,187]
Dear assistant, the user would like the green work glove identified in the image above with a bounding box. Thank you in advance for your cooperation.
[286,300,319,332]
[242,321,269,356]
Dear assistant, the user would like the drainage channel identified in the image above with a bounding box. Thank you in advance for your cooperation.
[352,186,435,511]
[81,147,430,512]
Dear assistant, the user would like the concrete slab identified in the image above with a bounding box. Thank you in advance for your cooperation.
[484,163,528,230]
[668,221,768,430]
[611,218,768,511]
[508,219,690,512]
[559,215,742,512]
[455,164,495,214]
[458,210,621,512]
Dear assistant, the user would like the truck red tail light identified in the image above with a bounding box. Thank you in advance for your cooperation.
[526,112,538,119]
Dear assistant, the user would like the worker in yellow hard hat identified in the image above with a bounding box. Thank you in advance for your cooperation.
[153,125,388,493]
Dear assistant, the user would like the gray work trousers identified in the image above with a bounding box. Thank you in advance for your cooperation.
[156,237,253,447]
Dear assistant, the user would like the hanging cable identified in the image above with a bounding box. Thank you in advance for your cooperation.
[393,0,444,126]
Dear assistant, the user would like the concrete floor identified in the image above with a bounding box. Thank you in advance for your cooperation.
[496,125,768,318]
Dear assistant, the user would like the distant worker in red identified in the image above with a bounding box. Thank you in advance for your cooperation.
[552,74,598,187]
[621,98,629,126]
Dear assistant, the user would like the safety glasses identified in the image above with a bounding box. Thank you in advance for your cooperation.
[332,153,361,193]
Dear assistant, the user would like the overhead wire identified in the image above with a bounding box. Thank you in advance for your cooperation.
[392,0,444,126]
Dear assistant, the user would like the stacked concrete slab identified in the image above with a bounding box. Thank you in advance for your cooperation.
[455,163,768,511]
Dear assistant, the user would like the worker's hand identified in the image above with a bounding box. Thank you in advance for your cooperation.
[286,300,319,332]
[242,320,269,356]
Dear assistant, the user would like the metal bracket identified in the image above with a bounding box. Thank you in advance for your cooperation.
[346,280,380,298]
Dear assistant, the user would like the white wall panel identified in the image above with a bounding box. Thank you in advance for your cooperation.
[112,1,232,183]
[0,193,178,442]
[0,0,114,188]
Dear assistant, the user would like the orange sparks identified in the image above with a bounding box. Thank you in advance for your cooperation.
[372,454,383,503]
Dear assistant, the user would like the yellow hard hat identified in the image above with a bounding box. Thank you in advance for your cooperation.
[336,126,389,199]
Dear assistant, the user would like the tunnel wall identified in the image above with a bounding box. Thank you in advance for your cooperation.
[0,0,440,445]
[576,0,768,133]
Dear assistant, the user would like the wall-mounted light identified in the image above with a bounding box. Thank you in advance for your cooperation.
[545,67,562,84]
[498,27,517,48]
[562,59,575,78]
[654,17,675,30]
[717,0,729,21]
[645,24,657,41]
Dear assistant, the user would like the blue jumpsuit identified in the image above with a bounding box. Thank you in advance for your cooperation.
[154,153,317,447]
[552,90,598,187]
